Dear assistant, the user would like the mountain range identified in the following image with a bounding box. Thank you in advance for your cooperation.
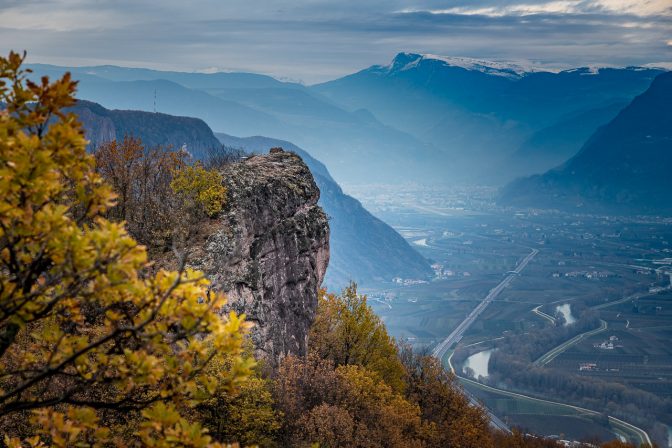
[498,71,672,214]
[68,100,433,287]
[30,55,663,185]
[315,53,664,183]
[29,63,442,185]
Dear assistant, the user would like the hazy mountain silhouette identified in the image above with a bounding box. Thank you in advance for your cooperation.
[314,53,663,182]
[34,56,665,186]
[29,63,444,185]
[503,101,628,177]
[499,71,672,214]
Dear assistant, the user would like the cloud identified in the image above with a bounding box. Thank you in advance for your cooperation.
[399,0,672,17]
[0,0,669,83]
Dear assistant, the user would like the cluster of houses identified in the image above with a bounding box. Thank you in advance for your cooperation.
[430,263,471,280]
[391,277,428,286]
[552,270,614,280]
[579,362,598,371]
[593,335,622,350]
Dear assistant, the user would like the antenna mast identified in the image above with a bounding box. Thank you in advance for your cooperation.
[153,89,157,113]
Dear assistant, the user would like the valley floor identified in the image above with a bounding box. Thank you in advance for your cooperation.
[348,184,672,447]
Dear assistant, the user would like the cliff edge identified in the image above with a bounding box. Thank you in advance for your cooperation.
[189,150,330,364]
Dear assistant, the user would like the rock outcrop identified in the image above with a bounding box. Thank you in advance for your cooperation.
[190,151,330,365]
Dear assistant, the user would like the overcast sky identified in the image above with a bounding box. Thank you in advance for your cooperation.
[1,0,670,83]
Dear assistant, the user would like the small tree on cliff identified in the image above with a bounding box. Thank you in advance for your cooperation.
[310,284,407,393]
[0,51,253,446]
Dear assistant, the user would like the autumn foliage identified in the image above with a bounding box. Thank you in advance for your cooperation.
[309,284,407,393]
[0,52,253,446]
[272,285,492,447]
[93,137,227,250]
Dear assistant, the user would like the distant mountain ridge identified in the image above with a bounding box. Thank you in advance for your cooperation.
[68,100,223,159]
[498,71,672,214]
[70,100,432,287]
[373,52,556,79]
[28,63,443,185]
[30,56,666,184]
[503,101,628,178]
[314,52,664,182]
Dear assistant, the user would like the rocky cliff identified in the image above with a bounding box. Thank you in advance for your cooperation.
[189,150,330,365]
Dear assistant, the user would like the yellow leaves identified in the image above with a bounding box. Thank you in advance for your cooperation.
[310,284,407,393]
[140,402,182,432]
[0,52,255,446]
[29,407,110,448]
[138,403,220,448]
[170,164,227,218]
[4,435,44,448]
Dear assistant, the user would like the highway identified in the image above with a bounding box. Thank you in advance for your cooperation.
[432,248,538,361]
[430,248,537,433]
[428,246,651,445]
[450,355,652,446]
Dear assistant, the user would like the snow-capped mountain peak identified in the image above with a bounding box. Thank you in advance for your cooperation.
[380,52,558,79]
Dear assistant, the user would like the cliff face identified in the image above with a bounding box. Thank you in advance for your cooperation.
[190,150,330,364]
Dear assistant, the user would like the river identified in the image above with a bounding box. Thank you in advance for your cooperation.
[463,349,494,379]
[555,303,576,325]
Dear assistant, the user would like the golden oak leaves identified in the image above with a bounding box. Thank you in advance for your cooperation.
[0,51,254,446]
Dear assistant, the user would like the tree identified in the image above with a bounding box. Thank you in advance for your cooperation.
[93,137,186,248]
[399,345,493,448]
[94,137,226,251]
[195,354,281,447]
[273,354,425,448]
[0,51,253,446]
[170,163,227,219]
[309,284,406,392]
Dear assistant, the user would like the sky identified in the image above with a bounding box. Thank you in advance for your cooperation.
[0,0,670,83]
